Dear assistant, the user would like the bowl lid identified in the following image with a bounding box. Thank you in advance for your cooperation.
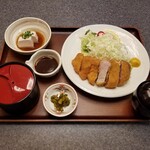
[0,63,35,104]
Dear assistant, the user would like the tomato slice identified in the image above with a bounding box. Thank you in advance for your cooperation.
[97,31,105,36]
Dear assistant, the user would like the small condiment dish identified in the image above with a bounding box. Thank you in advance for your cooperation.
[43,83,78,117]
[4,17,51,55]
[25,49,61,78]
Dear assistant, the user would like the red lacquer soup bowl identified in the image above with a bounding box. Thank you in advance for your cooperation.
[0,62,40,114]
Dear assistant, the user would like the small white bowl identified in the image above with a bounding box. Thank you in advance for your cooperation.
[43,83,78,117]
[25,49,61,78]
[4,17,51,55]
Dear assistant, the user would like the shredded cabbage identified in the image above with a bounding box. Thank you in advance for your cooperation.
[81,30,130,61]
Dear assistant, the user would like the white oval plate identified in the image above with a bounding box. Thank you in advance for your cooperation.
[61,24,150,98]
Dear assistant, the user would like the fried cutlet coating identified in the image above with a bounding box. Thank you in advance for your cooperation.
[118,60,131,86]
[78,56,93,80]
[87,58,100,85]
[72,53,84,73]
[105,59,120,89]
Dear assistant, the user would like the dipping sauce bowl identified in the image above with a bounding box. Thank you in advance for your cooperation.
[0,62,40,114]
[25,49,61,78]
[132,80,150,118]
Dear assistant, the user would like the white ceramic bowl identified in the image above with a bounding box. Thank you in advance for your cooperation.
[43,83,78,117]
[4,17,51,55]
[25,49,61,78]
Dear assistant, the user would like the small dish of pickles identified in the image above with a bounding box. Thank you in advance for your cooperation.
[43,83,78,117]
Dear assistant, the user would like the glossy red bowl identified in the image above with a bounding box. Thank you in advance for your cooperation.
[0,62,40,114]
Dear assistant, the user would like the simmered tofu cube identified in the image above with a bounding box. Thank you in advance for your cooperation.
[18,36,34,48]
[31,31,38,43]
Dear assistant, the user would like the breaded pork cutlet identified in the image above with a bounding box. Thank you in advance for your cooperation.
[118,60,131,86]
[87,57,100,85]
[78,56,93,80]
[105,59,120,89]
[72,53,84,73]
[72,53,132,89]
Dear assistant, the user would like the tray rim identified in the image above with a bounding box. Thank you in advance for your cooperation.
[0,26,149,123]
[0,118,149,123]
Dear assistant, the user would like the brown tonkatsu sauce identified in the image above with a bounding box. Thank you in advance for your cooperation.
[35,56,58,74]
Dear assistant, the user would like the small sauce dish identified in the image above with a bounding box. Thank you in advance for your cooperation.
[25,49,61,78]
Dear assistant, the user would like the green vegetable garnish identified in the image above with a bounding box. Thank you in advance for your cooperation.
[85,29,90,35]
[51,93,70,112]
[22,31,33,39]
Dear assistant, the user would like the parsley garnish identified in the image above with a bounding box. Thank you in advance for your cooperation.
[22,31,33,39]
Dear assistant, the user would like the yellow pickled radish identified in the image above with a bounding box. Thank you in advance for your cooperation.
[129,57,141,67]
